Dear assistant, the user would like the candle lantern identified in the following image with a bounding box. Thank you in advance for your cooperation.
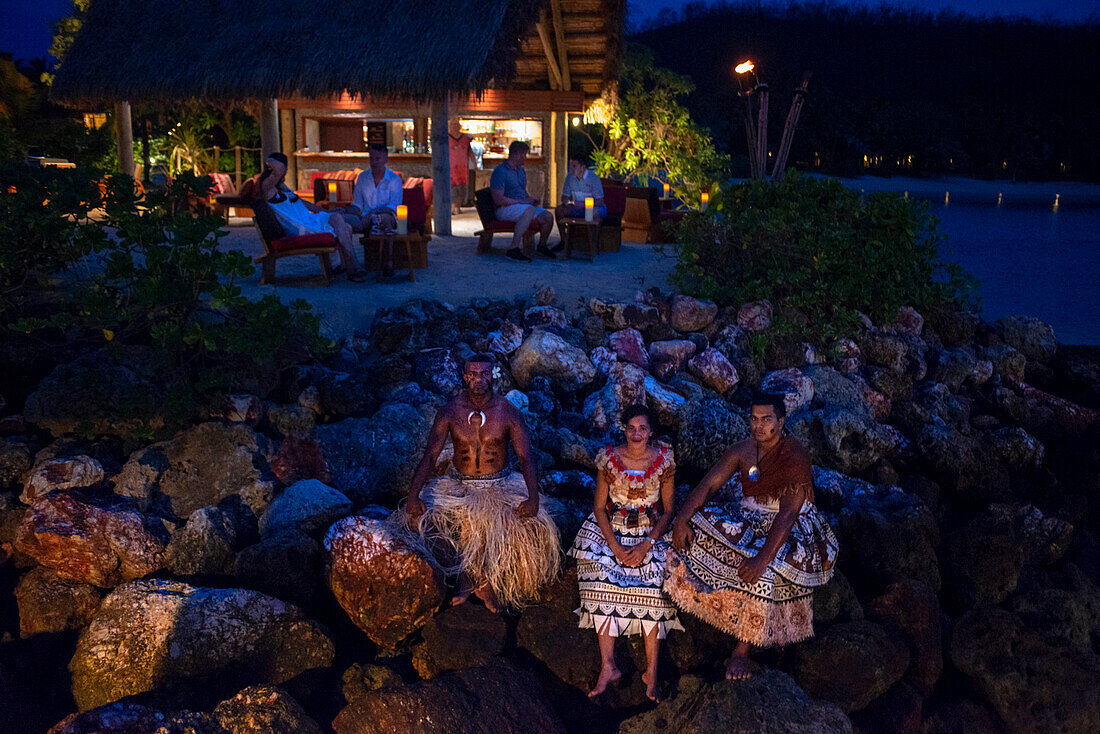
[663,182,671,199]
[700,192,709,211]
[396,205,408,235]
[584,197,595,222]
[327,181,337,203]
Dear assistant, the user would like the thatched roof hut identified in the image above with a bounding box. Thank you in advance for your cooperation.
[51,0,622,106]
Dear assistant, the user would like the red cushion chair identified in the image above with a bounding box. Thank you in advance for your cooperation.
[473,187,540,254]
[251,198,337,285]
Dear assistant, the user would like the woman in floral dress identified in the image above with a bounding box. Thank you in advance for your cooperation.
[568,405,682,701]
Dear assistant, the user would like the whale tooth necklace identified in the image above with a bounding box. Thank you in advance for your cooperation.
[747,441,761,481]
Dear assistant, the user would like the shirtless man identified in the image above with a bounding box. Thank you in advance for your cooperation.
[406,355,559,611]
[665,393,838,679]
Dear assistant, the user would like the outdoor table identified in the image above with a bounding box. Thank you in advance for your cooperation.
[361,231,418,282]
[561,217,599,262]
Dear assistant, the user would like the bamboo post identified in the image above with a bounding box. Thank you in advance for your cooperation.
[755,85,769,180]
[234,145,242,190]
[431,97,452,236]
[114,101,135,178]
[744,110,758,182]
[280,108,297,188]
[259,98,279,157]
[771,71,812,181]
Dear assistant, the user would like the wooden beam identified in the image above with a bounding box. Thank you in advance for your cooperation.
[535,17,563,91]
[280,89,585,113]
[431,98,452,236]
[551,0,571,91]
[114,101,134,178]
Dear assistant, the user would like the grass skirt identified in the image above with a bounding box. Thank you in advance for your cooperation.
[410,470,561,610]
[664,492,838,647]
[569,514,683,638]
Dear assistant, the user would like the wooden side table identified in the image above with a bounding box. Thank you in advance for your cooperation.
[561,218,599,262]
[360,231,418,282]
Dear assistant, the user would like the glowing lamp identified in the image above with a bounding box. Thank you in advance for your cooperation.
[735,60,755,74]
[662,182,670,198]
[700,192,709,211]
[585,197,595,222]
[396,205,408,235]
[327,181,337,203]
[572,117,581,127]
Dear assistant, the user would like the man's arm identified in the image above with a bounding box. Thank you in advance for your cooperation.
[508,404,540,517]
[405,408,451,521]
[737,483,808,584]
[386,175,403,214]
[672,442,744,550]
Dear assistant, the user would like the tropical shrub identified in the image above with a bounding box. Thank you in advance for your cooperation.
[671,171,978,342]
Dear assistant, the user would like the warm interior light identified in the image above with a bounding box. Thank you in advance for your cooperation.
[572,117,580,127]
[735,60,755,74]
[663,182,670,197]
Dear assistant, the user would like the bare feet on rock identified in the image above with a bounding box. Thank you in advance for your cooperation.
[641,671,661,702]
[587,666,622,697]
[725,654,752,680]
[474,583,502,613]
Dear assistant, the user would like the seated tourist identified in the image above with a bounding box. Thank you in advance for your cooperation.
[343,143,405,277]
[490,140,555,261]
[255,153,366,282]
[568,405,682,702]
[666,392,839,680]
[553,153,606,253]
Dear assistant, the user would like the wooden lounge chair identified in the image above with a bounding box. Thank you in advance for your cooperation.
[251,199,337,286]
[473,187,540,254]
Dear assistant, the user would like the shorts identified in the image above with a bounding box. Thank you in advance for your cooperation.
[495,204,551,222]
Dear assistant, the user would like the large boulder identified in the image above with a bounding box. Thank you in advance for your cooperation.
[675,398,749,475]
[608,328,649,368]
[950,606,1100,733]
[15,566,103,637]
[790,620,910,713]
[510,330,596,391]
[315,402,431,504]
[213,684,321,734]
[21,450,105,505]
[15,491,168,587]
[833,479,940,594]
[669,295,718,333]
[786,408,897,475]
[23,350,169,440]
[234,529,322,607]
[648,340,696,378]
[515,568,600,692]
[332,660,565,734]
[620,670,851,734]
[929,347,993,391]
[69,579,334,711]
[166,504,243,576]
[0,435,36,489]
[996,315,1057,363]
[323,515,444,648]
[760,368,814,414]
[802,365,872,419]
[688,348,740,395]
[116,422,277,521]
[867,580,943,695]
[582,361,647,434]
[644,375,687,428]
[48,703,222,734]
[413,347,463,397]
[258,479,352,539]
[942,512,1025,610]
[369,299,459,355]
[486,319,523,356]
[588,298,660,331]
[524,305,569,329]
[737,300,773,332]
[411,603,508,679]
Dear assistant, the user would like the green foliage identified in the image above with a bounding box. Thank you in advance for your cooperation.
[588,48,729,199]
[671,171,978,343]
[1,163,327,413]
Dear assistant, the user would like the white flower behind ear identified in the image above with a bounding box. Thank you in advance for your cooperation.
[492,365,502,380]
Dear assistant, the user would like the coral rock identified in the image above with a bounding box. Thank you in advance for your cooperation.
[608,328,649,368]
[511,330,596,391]
[760,368,815,414]
[736,300,773,332]
[687,347,739,394]
[669,295,718,333]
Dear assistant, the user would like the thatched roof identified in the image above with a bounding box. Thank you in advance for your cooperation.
[514,0,626,97]
[51,0,551,106]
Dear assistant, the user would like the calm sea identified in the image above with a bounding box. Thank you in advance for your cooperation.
[834,177,1100,346]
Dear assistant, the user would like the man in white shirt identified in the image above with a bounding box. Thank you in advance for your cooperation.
[342,143,405,276]
[554,153,606,242]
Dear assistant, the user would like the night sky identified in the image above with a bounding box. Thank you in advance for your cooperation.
[0,0,1095,63]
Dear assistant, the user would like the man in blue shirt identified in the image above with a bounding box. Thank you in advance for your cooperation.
[490,141,555,261]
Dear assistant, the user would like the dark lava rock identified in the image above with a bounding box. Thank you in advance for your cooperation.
[212,684,321,734]
[790,620,909,713]
[411,602,508,679]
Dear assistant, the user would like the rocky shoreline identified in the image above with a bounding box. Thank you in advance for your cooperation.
[1,287,1098,733]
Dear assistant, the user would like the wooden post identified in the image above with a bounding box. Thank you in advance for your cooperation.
[744,110,758,182]
[771,72,812,181]
[550,111,567,207]
[535,14,563,90]
[234,145,242,190]
[259,98,279,156]
[431,97,452,236]
[114,101,135,178]
[550,0,570,91]
[280,108,297,188]
[755,85,769,180]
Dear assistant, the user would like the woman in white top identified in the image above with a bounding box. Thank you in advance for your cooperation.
[256,154,366,282]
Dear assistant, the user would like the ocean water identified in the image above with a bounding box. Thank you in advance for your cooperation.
[834,177,1100,345]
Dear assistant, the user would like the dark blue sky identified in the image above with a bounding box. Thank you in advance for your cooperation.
[0,0,1095,63]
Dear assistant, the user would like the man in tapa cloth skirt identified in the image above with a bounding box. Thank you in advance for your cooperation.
[405,354,561,612]
[667,392,838,679]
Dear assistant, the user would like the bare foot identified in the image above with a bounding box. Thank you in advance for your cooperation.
[641,671,660,702]
[474,584,502,613]
[587,667,622,697]
[725,654,752,680]
[450,585,472,606]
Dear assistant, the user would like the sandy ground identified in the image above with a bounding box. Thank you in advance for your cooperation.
[221,210,677,339]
